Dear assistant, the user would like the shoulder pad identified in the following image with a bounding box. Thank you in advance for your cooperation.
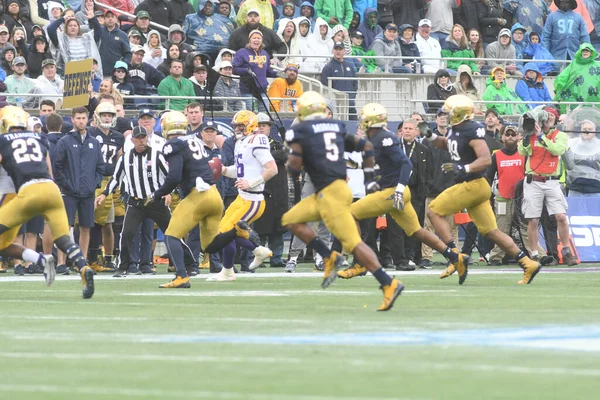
[162,138,184,156]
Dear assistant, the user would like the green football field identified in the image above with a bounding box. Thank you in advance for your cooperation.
[1,263,600,400]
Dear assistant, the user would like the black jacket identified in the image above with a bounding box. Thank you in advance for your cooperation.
[423,129,455,197]
[228,24,287,58]
[134,0,175,28]
[401,138,430,201]
[170,0,194,25]
[478,0,504,44]
[426,70,457,113]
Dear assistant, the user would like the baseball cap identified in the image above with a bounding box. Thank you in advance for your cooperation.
[385,23,398,31]
[219,60,233,69]
[27,116,42,131]
[333,41,344,49]
[131,44,145,53]
[247,8,260,16]
[418,19,431,27]
[103,9,116,16]
[128,28,142,37]
[436,109,448,116]
[351,30,363,38]
[12,56,26,66]
[0,26,8,34]
[41,58,56,68]
[113,60,128,71]
[138,109,154,118]
[499,28,511,37]
[94,10,105,18]
[201,121,218,131]
[132,126,148,137]
[136,10,150,19]
[194,64,208,72]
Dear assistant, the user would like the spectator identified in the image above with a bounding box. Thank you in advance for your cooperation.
[2,44,17,76]
[10,27,27,58]
[91,58,103,92]
[564,120,600,197]
[543,0,589,60]
[28,59,64,109]
[478,0,506,46]
[348,11,360,37]
[320,41,358,118]
[425,0,459,43]
[462,0,481,33]
[0,25,11,52]
[46,1,65,24]
[183,0,235,61]
[227,8,286,57]
[1,0,33,36]
[142,29,165,69]
[111,61,136,108]
[170,0,194,25]
[482,108,502,152]
[237,0,274,29]
[511,23,527,70]
[158,43,179,76]
[517,106,577,265]
[26,35,52,79]
[299,2,316,32]
[504,0,549,35]
[331,24,352,55]
[212,60,243,111]
[274,2,296,32]
[53,106,105,267]
[467,28,485,73]
[128,28,144,46]
[350,30,378,73]
[426,69,457,113]
[47,4,103,76]
[372,23,412,73]
[267,63,303,112]
[127,44,165,98]
[415,18,441,74]
[232,29,278,111]
[523,32,557,76]
[98,9,132,77]
[217,0,237,27]
[314,0,352,29]
[441,24,480,74]
[294,16,311,57]
[213,48,235,71]
[97,78,124,104]
[356,8,381,50]
[134,0,174,28]
[157,58,195,111]
[515,62,553,109]
[554,43,600,114]
[162,24,193,61]
[5,57,35,105]
[131,11,151,41]
[276,18,301,67]
[399,24,420,69]
[300,17,332,73]
[454,64,486,114]
[485,28,522,77]
[482,66,528,115]
[189,64,221,111]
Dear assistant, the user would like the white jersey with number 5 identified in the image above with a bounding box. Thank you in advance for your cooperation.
[235,133,274,201]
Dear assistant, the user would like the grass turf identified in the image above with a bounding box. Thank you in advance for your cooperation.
[1,263,599,399]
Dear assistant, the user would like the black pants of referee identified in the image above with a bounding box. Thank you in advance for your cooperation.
[118,197,195,272]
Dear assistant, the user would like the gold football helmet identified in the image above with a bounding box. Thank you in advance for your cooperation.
[161,111,188,136]
[441,95,474,126]
[0,106,30,134]
[295,91,328,121]
[231,110,258,138]
[359,103,388,130]
[94,102,117,129]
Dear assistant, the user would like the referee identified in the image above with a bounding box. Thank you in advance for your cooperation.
[95,126,195,277]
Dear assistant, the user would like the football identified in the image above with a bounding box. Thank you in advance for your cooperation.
[208,157,223,181]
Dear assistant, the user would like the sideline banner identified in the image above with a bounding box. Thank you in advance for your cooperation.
[63,59,93,109]
[567,197,600,262]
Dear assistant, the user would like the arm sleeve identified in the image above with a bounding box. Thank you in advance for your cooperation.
[580,18,590,44]
[486,152,498,184]
[103,154,125,195]
[157,151,169,185]
[514,80,534,109]
[28,0,49,26]
[517,140,532,156]
[88,16,102,43]
[542,16,552,50]
[541,131,568,156]
[154,153,183,198]
[46,17,63,47]
[343,0,353,28]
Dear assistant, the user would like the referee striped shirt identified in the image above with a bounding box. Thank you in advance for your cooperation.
[104,145,169,199]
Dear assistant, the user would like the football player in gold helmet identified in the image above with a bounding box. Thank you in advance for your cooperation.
[423,95,541,285]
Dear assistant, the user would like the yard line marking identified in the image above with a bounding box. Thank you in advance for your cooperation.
[121,290,455,297]
[2,315,315,324]
[0,384,418,400]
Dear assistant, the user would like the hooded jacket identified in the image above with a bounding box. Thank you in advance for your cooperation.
[274,3,297,32]
[127,60,166,96]
[142,29,166,69]
[523,32,556,76]
[477,0,504,44]
[293,16,311,53]
[1,43,16,78]
[371,31,403,71]
[510,23,528,59]
[352,0,375,26]
[163,24,194,60]
[237,0,275,29]
[331,24,352,54]
[454,64,485,113]
[482,67,528,115]
[26,35,52,79]
[276,17,302,66]
[299,1,316,32]
[542,0,589,60]
[356,7,381,50]
[484,28,517,70]
[563,134,600,193]
[515,62,552,109]
[301,17,333,73]
[314,0,353,28]
[427,69,457,113]
[399,24,420,64]
[213,48,236,72]
[441,38,479,73]
[554,43,600,113]
[183,0,235,55]
[112,67,136,109]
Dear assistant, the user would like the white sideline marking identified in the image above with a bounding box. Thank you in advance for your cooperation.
[4,315,315,324]
[0,384,411,400]
[120,289,454,297]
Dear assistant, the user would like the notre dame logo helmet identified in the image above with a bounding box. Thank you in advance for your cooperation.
[441,95,474,126]
[161,111,188,137]
[359,103,387,131]
[295,91,328,122]
[0,106,30,134]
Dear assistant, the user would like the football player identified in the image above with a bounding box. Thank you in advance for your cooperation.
[88,102,125,272]
[0,106,95,298]
[205,110,278,282]
[339,103,471,280]
[423,95,541,285]
[281,92,404,311]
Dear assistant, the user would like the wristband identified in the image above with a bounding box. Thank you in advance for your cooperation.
[248,175,265,189]
[395,183,405,193]
[464,165,470,174]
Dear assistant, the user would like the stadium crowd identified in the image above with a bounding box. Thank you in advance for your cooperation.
[0,0,598,279]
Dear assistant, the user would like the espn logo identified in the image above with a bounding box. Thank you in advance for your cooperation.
[569,216,600,247]
[499,160,522,167]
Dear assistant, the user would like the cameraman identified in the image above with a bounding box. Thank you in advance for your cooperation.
[517,108,577,265]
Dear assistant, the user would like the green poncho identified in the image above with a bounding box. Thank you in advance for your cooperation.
[482,67,528,115]
[351,45,378,73]
[554,43,600,114]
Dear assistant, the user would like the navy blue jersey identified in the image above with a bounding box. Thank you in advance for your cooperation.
[0,131,51,190]
[285,119,351,192]
[370,128,412,189]
[156,134,214,197]
[89,127,125,176]
[447,120,487,182]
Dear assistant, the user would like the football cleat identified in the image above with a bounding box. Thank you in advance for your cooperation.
[439,263,456,279]
[90,262,113,273]
[55,264,70,275]
[234,221,261,247]
[103,262,117,272]
[128,264,142,275]
[159,276,191,288]
[206,268,236,282]
[199,254,210,269]
[517,257,542,285]
[337,263,368,279]
[40,254,56,286]
[321,251,344,289]
[377,279,405,311]
[140,264,156,275]
[248,246,273,271]
[112,268,127,278]
[167,265,176,273]
[14,264,25,276]
[80,266,95,299]
[284,260,297,273]
[0,259,7,273]
[452,253,470,285]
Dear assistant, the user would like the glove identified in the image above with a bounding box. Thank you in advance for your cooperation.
[247,68,257,77]
[364,168,380,193]
[441,163,465,174]
[387,184,405,211]
[417,121,433,139]
[345,157,359,169]
[196,177,211,192]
